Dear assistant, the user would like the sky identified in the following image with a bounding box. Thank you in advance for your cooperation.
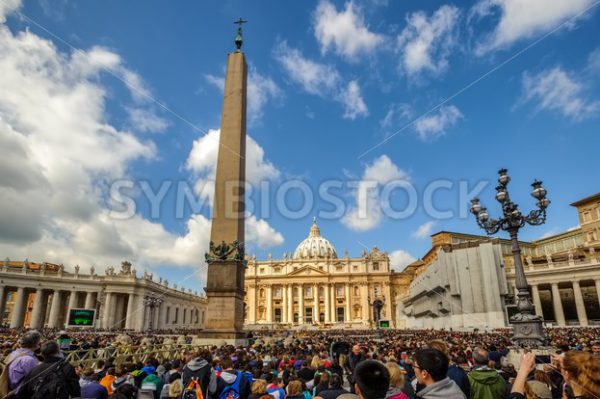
[0,0,599,291]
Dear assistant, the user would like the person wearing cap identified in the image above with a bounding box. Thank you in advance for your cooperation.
[5,330,41,393]
[80,368,108,399]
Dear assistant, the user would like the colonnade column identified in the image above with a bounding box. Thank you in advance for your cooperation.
[531,284,543,317]
[0,286,6,325]
[331,285,337,322]
[298,284,304,324]
[102,292,114,329]
[47,290,62,328]
[313,284,319,323]
[287,285,293,323]
[84,292,95,309]
[596,280,600,317]
[572,281,588,326]
[30,289,46,329]
[266,286,273,323]
[345,284,351,323]
[324,283,331,323]
[124,293,136,330]
[67,291,78,312]
[551,283,566,326]
[9,287,26,328]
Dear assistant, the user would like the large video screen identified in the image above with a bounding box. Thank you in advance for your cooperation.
[67,308,96,327]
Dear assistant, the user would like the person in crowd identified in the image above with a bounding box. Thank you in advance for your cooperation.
[250,379,269,399]
[79,368,108,399]
[353,360,390,399]
[5,330,41,394]
[554,350,600,399]
[286,380,306,399]
[413,348,466,399]
[216,357,252,399]
[99,367,116,396]
[384,362,410,399]
[428,340,470,398]
[17,341,80,399]
[345,345,366,393]
[319,373,348,399]
[467,347,508,399]
[182,349,218,399]
[313,371,330,397]
[266,373,286,399]
[298,362,315,383]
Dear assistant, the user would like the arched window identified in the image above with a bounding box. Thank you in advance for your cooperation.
[259,288,265,298]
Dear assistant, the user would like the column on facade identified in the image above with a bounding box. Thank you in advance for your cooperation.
[0,286,6,325]
[384,283,392,321]
[287,285,293,323]
[324,283,331,323]
[361,284,370,322]
[102,292,114,329]
[154,301,162,329]
[266,286,273,323]
[47,290,62,328]
[330,284,337,322]
[313,283,319,323]
[551,283,566,326]
[345,283,351,323]
[572,281,589,326]
[531,284,543,317]
[298,284,304,324]
[30,288,46,329]
[84,292,96,309]
[247,285,256,324]
[282,284,288,324]
[124,293,136,330]
[9,287,27,328]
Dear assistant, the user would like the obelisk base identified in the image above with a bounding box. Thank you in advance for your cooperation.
[198,260,248,346]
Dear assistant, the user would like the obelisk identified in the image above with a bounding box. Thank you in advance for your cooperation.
[201,19,248,344]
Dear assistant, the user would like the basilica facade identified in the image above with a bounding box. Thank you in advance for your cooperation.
[244,219,409,329]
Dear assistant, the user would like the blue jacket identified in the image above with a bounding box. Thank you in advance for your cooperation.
[80,379,108,399]
[447,364,470,398]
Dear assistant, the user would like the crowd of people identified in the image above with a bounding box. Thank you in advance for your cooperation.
[0,327,599,399]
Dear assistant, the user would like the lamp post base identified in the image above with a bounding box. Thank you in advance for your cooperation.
[511,313,546,347]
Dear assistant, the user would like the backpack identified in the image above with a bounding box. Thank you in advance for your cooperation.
[30,361,68,399]
[0,352,30,397]
[219,372,242,399]
[182,377,204,399]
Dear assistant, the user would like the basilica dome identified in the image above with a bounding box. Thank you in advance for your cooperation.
[293,219,338,260]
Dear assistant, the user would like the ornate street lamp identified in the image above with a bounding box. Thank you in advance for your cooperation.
[470,169,550,346]
[143,296,163,332]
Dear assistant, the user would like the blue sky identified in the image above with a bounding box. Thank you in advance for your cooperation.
[0,0,599,290]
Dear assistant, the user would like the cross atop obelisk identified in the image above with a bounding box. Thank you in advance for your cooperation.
[201,21,248,344]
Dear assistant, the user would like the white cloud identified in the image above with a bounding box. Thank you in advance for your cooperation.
[0,0,20,23]
[340,80,368,119]
[342,155,409,231]
[273,40,340,96]
[246,215,284,249]
[414,105,463,140]
[412,221,436,239]
[397,5,460,77]
[313,0,384,60]
[472,0,595,54]
[205,67,282,125]
[274,40,369,119]
[380,103,413,128]
[389,249,416,272]
[127,107,169,133]
[520,67,600,120]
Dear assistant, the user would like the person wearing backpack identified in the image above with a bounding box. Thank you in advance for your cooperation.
[182,349,217,399]
[17,340,80,399]
[0,330,41,397]
[215,358,251,399]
